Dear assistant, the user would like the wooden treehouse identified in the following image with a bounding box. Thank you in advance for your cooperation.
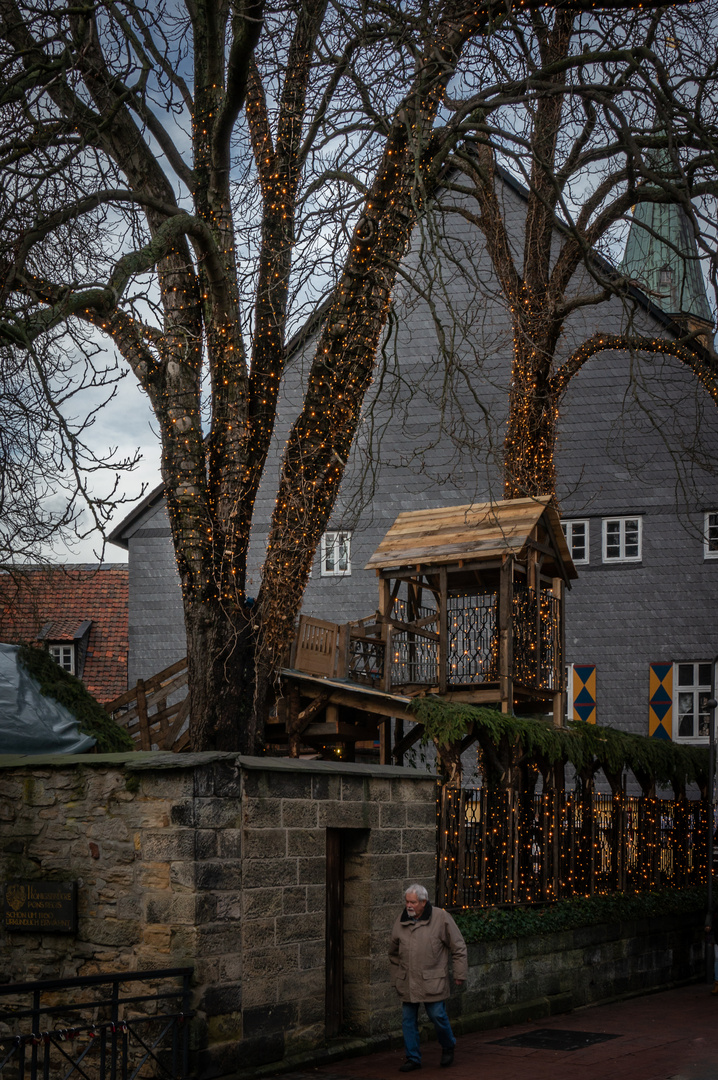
[272,497,577,761]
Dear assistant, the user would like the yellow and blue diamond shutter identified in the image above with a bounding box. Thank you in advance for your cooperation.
[572,664,597,724]
[649,662,673,740]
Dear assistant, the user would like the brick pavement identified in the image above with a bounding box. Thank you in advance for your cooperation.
[280,983,718,1080]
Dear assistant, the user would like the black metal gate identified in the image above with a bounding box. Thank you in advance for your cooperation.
[0,968,193,1080]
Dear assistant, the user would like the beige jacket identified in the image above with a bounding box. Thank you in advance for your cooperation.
[388,902,468,1003]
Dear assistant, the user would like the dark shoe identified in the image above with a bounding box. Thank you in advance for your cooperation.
[440,1048,454,1067]
[399,1061,421,1072]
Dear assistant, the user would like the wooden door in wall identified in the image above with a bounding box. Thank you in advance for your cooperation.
[325,828,345,1036]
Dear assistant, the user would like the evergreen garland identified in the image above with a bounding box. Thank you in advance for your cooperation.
[409,696,708,791]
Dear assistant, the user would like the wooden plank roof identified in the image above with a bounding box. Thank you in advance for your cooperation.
[365,496,577,578]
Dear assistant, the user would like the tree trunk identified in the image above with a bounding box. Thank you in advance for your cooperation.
[185,599,258,753]
[504,320,559,500]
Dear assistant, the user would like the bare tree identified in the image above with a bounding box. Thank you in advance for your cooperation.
[0,0,711,753]
[0,333,141,568]
[429,3,718,499]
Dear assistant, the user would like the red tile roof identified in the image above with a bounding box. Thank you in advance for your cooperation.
[0,565,129,704]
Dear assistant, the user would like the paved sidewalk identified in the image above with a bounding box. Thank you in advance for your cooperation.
[282,982,718,1080]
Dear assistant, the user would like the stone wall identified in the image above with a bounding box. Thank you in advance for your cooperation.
[451,911,705,1036]
[0,752,705,1078]
[0,752,437,1075]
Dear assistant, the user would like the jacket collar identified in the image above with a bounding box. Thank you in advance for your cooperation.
[401,901,432,924]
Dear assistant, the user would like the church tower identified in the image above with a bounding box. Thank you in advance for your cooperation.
[621,179,714,349]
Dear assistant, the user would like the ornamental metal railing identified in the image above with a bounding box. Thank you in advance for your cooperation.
[0,968,193,1080]
[437,788,707,909]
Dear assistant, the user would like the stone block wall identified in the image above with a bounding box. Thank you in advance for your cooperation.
[238,759,437,1067]
[0,752,437,1076]
[447,910,705,1036]
[0,752,704,1078]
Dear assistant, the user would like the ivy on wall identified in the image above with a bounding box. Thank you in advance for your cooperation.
[453,884,707,942]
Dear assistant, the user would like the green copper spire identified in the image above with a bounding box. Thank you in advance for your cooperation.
[621,195,713,326]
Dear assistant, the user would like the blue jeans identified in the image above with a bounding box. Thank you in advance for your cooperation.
[402,1000,455,1063]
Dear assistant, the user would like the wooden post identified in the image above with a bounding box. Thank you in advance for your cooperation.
[379,717,391,765]
[136,679,151,750]
[325,829,345,1036]
[437,786,449,907]
[288,683,302,757]
[552,576,566,727]
[457,788,467,910]
[439,566,448,694]
[336,623,350,678]
[393,715,404,765]
[532,549,542,691]
[379,576,393,692]
[479,788,488,907]
[499,555,514,713]
[552,789,561,899]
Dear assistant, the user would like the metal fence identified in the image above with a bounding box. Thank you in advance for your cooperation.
[0,968,193,1080]
[437,787,708,908]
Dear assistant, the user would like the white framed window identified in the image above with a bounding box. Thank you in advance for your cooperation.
[602,516,642,562]
[704,512,718,559]
[49,644,75,674]
[675,661,713,741]
[321,531,351,576]
[561,520,589,564]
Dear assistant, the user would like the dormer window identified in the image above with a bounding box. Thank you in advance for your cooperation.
[48,643,75,674]
[38,618,92,678]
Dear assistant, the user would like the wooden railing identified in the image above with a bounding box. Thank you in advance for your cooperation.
[438,786,709,909]
[105,657,189,751]
[290,614,384,682]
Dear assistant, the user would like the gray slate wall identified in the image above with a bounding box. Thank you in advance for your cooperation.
[110,173,718,744]
[123,501,186,687]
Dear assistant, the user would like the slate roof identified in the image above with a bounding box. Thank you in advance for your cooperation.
[0,565,129,704]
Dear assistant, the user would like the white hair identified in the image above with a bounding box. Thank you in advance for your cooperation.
[405,884,429,902]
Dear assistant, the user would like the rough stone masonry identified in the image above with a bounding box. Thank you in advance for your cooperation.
[0,752,438,1075]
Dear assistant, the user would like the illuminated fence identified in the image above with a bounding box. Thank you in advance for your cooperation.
[437,788,709,909]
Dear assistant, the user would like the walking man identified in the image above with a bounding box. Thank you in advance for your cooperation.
[389,884,468,1071]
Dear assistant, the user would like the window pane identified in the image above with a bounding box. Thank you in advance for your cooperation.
[49,645,73,672]
[699,693,711,737]
[325,542,335,572]
[678,713,695,738]
[678,664,694,686]
[624,520,639,558]
[336,536,348,571]
[571,522,586,560]
[678,692,695,737]
[605,521,620,557]
[699,663,712,686]
[708,513,718,552]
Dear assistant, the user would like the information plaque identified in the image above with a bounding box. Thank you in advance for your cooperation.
[3,880,77,933]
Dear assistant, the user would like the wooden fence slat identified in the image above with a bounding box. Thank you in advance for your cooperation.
[162,696,191,750]
[104,656,190,753]
[136,680,151,751]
